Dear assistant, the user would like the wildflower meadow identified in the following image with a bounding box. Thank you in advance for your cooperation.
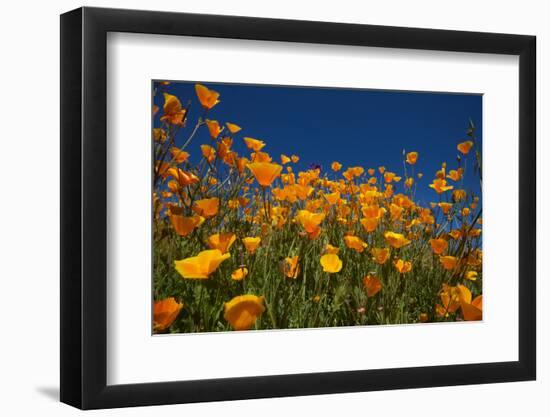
[152,81,483,333]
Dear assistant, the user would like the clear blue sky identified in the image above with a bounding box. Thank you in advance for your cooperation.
[153,80,482,207]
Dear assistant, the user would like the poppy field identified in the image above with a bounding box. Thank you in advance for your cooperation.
[152,81,483,333]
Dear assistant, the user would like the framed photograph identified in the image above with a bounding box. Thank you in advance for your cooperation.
[60,6,536,409]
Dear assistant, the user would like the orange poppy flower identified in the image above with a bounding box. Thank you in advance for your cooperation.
[394,259,412,274]
[448,229,462,240]
[153,128,167,142]
[193,198,219,218]
[457,140,474,155]
[166,167,199,187]
[371,247,390,264]
[465,271,478,281]
[460,288,482,321]
[384,231,411,248]
[170,147,190,164]
[360,217,379,233]
[296,210,325,237]
[452,189,467,202]
[280,154,291,164]
[231,267,248,281]
[160,93,187,125]
[205,119,223,139]
[320,253,343,273]
[195,83,220,110]
[291,155,300,163]
[363,275,382,297]
[344,235,368,253]
[174,249,230,279]
[331,161,342,172]
[439,255,458,270]
[389,203,404,221]
[247,162,282,187]
[429,178,454,194]
[225,122,241,134]
[430,238,448,255]
[406,151,418,165]
[447,168,463,181]
[250,151,273,163]
[169,214,204,236]
[153,297,183,331]
[206,232,236,254]
[324,191,340,205]
[223,295,265,330]
[242,237,261,254]
[243,137,266,151]
[201,144,216,163]
[283,256,300,279]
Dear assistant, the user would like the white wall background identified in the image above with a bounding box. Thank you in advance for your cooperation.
[0,0,545,415]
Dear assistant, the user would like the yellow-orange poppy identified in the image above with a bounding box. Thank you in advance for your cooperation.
[389,203,404,221]
[243,137,266,151]
[360,217,379,233]
[371,247,390,264]
[223,295,265,330]
[320,253,343,273]
[296,210,325,237]
[406,151,418,165]
[384,231,411,248]
[153,128,167,142]
[291,155,299,163]
[280,154,291,164]
[193,198,219,218]
[174,249,230,279]
[457,140,474,155]
[231,267,248,281]
[394,259,412,274]
[452,189,467,202]
[195,83,220,110]
[250,151,272,163]
[166,167,199,187]
[324,191,340,205]
[465,271,478,281]
[430,238,448,255]
[226,122,241,134]
[205,119,223,139]
[460,290,482,321]
[447,168,463,181]
[242,237,261,254]
[283,256,300,279]
[206,232,236,254]
[169,214,204,237]
[363,275,382,297]
[170,147,189,164]
[331,162,342,172]
[429,178,454,194]
[160,93,187,125]
[247,162,282,187]
[440,255,458,270]
[344,235,368,253]
[201,144,216,163]
[153,297,183,331]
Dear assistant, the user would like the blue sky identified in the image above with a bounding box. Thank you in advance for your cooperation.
[153,80,482,207]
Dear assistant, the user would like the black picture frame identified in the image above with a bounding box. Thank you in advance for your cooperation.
[60,6,536,410]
